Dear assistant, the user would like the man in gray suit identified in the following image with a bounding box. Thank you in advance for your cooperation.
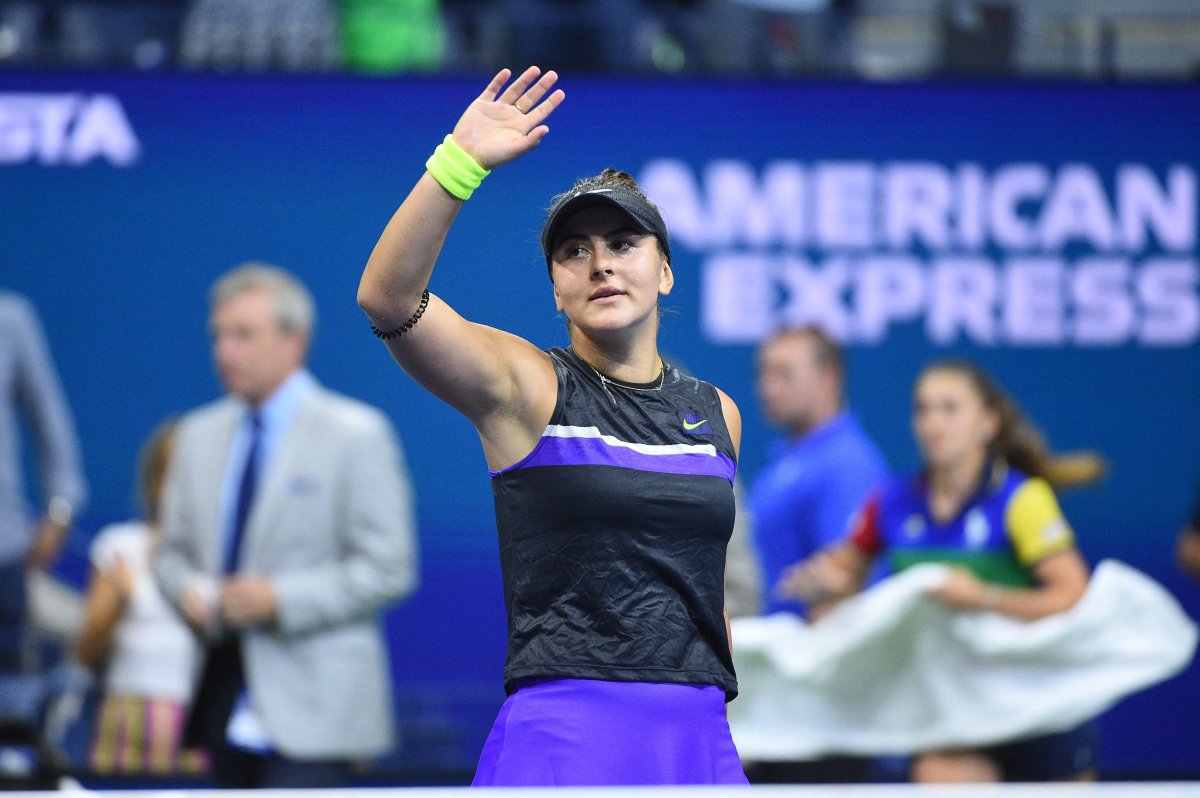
[156,263,417,788]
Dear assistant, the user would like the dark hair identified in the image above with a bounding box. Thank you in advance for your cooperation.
[540,168,670,271]
[917,360,1105,490]
[767,325,845,381]
[138,418,178,525]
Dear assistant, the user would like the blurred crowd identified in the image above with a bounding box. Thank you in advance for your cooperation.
[1,0,1199,80]
[1,266,1197,787]
[0,271,419,789]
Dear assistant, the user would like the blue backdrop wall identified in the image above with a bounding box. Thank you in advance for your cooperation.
[1,71,1197,776]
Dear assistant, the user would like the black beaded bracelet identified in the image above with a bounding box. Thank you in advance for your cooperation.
[370,289,430,340]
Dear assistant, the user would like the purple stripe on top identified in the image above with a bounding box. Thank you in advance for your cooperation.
[507,431,736,483]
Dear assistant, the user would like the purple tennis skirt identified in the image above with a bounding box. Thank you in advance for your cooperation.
[472,678,749,787]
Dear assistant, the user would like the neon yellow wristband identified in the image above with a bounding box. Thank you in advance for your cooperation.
[425,134,491,200]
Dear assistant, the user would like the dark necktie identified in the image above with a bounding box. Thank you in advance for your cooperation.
[224,411,262,574]
[185,411,261,749]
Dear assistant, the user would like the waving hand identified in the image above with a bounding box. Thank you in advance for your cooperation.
[358,65,568,461]
[450,67,565,170]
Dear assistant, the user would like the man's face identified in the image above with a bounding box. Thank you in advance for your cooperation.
[756,334,827,433]
[210,288,303,404]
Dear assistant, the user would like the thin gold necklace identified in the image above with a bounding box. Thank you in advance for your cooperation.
[571,348,665,401]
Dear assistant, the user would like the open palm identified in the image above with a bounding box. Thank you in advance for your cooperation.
[450,66,566,170]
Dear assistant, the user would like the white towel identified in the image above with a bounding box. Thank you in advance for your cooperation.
[729,559,1198,760]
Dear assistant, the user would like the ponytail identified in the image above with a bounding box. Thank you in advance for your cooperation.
[920,360,1105,491]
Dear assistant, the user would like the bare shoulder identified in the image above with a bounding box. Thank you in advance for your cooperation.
[714,386,742,454]
[714,386,741,415]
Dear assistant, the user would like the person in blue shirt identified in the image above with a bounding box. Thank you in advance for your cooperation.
[750,325,889,618]
[745,325,888,784]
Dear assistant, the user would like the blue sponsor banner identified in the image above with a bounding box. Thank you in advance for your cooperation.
[2,72,1197,774]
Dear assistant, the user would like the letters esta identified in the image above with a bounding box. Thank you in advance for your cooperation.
[0,93,139,166]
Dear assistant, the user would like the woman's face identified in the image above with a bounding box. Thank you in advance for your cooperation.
[912,369,998,472]
[549,205,673,336]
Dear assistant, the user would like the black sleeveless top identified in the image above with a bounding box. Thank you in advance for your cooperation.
[490,347,739,698]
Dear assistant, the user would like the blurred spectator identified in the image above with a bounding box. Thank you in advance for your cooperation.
[703,0,854,75]
[155,263,418,788]
[725,481,763,618]
[0,291,87,674]
[501,0,619,74]
[745,325,887,783]
[339,0,445,73]
[782,360,1105,783]
[179,0,340,71]
[750,326,888,618]
[77,418,208,776]
[5,0,1200,79]
[1176,480,1200,581]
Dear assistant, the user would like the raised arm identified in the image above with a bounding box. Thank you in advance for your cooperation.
[358,68,565,447]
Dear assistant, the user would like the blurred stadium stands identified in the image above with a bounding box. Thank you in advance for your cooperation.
[0,0,1197,79]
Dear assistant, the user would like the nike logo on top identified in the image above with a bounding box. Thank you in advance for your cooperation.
[680,412,713,436]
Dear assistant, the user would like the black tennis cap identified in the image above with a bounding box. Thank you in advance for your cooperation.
[540,184,671,276]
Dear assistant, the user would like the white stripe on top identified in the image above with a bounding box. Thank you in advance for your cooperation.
[544,424,719,458]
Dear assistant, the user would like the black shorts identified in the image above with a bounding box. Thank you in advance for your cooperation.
[984,720,1100,781]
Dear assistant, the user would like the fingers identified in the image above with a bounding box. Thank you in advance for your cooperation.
[480,68,512,101]
[495,67,563,123]
[526,87,566,127]
[219,583,249,627]
[220,578,277,628]
[497,65,543,106]
[516,71,561,114]
[455,66,564,167]
[778,553,854,603]
[182,590,214,633]
[776,562,821,602]
[525,124,551,147]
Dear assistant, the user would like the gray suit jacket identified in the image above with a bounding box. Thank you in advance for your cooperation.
[156,378,417,759]
[0,292,87,562]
